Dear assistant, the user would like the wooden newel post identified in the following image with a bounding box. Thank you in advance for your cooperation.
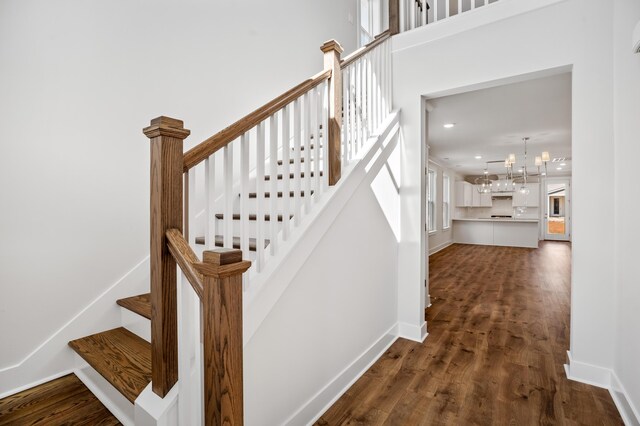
[143,116,190,397]
[389,0,400,35]
[321,39,344,186]
[194,249,251,426]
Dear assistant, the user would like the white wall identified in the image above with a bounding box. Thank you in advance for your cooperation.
[613,0,640,419]
[427,159,457,254]
[0,0,356,370]
[244,139,400,425]
[393,0,617,379]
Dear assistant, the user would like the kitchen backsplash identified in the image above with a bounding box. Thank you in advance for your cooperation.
[454,198,539,219]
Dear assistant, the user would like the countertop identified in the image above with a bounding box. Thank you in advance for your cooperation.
[452,218,539,223]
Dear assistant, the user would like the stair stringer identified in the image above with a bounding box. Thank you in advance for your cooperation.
[243,110,401,346]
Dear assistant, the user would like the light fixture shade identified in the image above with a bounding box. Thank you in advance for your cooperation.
[504,159,510,167]
[541,151,550,162]
[535,156,542,166]
[508,153,516,164]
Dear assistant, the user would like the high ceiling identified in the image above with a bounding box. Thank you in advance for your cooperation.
[427,73,572,178]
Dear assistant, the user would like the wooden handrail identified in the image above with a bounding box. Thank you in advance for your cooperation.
[166,228,204,300]
[182,69,332,172]
[340,30,391,69]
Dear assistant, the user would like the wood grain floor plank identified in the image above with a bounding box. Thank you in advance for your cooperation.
[316,242,623,425]
[0,374,120,425]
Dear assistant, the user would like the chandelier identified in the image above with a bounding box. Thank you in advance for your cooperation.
[505,137,550,195]
[474,137,550,194]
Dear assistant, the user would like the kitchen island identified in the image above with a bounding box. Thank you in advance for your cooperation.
[452,218,540,248]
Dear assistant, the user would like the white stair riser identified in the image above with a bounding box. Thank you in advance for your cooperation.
[120,308,150,343]
[214,218,284,240]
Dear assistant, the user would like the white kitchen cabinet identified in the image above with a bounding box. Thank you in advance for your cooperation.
[512,183,540,207]
[480,192,493,207]
[455,181,473,207]
[471,185,481,207]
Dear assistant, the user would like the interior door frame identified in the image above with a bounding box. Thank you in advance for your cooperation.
[543,176,572,241]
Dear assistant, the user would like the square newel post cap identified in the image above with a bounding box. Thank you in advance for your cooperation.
[320,39,344,55]
[143,116,191,140]
[194,249,252,279]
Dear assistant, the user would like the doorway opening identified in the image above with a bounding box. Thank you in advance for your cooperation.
[544,178,571,241]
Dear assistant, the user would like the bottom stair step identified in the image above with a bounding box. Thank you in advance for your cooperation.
[0,373,120,425]
[194,235,269,251]
[68,327,151,404]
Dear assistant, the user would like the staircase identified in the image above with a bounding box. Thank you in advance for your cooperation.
[2,18,397,426]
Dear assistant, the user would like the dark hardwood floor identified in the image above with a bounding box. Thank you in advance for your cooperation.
[316,242,623,425]
[0,373,120,425]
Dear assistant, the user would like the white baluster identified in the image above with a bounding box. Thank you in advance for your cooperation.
[240,132,250,256]
[312,83,322,202]
[311,85,320,202]
[434,0,439,22]
[458,0,462,15]
[349,64,356,163]
[188,169,197,247]
[302,92,312,215]
[224,143,233,249]
[293,98,302,228]
[269,114,278,255]
[367,51,373,139]
[282,104,291,240]
[375,45,381,130]
[358,58,364,151]
[321,81,329,193]
[472,0,476,10]
[342,66,350,166]
[446,0,450,18]
[256,122,265,272]
[205,156,215,250]
[177,272,203,426]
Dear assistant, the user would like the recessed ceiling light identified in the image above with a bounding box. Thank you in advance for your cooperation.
[556,167,563,170]
[518,169,523,173]
[541,172,547,176]
[475,155,482,159]
[560,162,566,166]
[443,123,455,129]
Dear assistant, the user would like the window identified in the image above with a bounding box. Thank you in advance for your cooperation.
[428,169,436,232]
[359,0,374,46]
[442,174,450,229]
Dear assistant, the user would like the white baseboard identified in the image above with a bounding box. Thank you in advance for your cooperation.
[565,351,640,425]
[0,256,150,397]
[428,241,453,256]
[396,321,428,343]
[284,324,399,426]
[610,371,640,426]
[564,350,611,388]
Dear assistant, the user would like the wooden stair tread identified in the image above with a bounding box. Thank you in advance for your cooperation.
[116,293,151,320]
[264,171,322,180]
[194,235,269,251]
[214,213,293,221]
[248,190,313,198]
[68,328,151,404]
[0,373,121,425]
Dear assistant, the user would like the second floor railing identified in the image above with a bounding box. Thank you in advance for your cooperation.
[402,0,498,32]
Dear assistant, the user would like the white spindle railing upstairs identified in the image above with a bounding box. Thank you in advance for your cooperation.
[403,0,498,31]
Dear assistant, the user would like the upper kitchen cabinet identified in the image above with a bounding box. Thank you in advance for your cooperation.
[455,181,473,207]
[512,183,540,207]
[480,191,492,207]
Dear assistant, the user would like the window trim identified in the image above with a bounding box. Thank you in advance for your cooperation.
[428,169,437,233]
[442,174,451,230]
